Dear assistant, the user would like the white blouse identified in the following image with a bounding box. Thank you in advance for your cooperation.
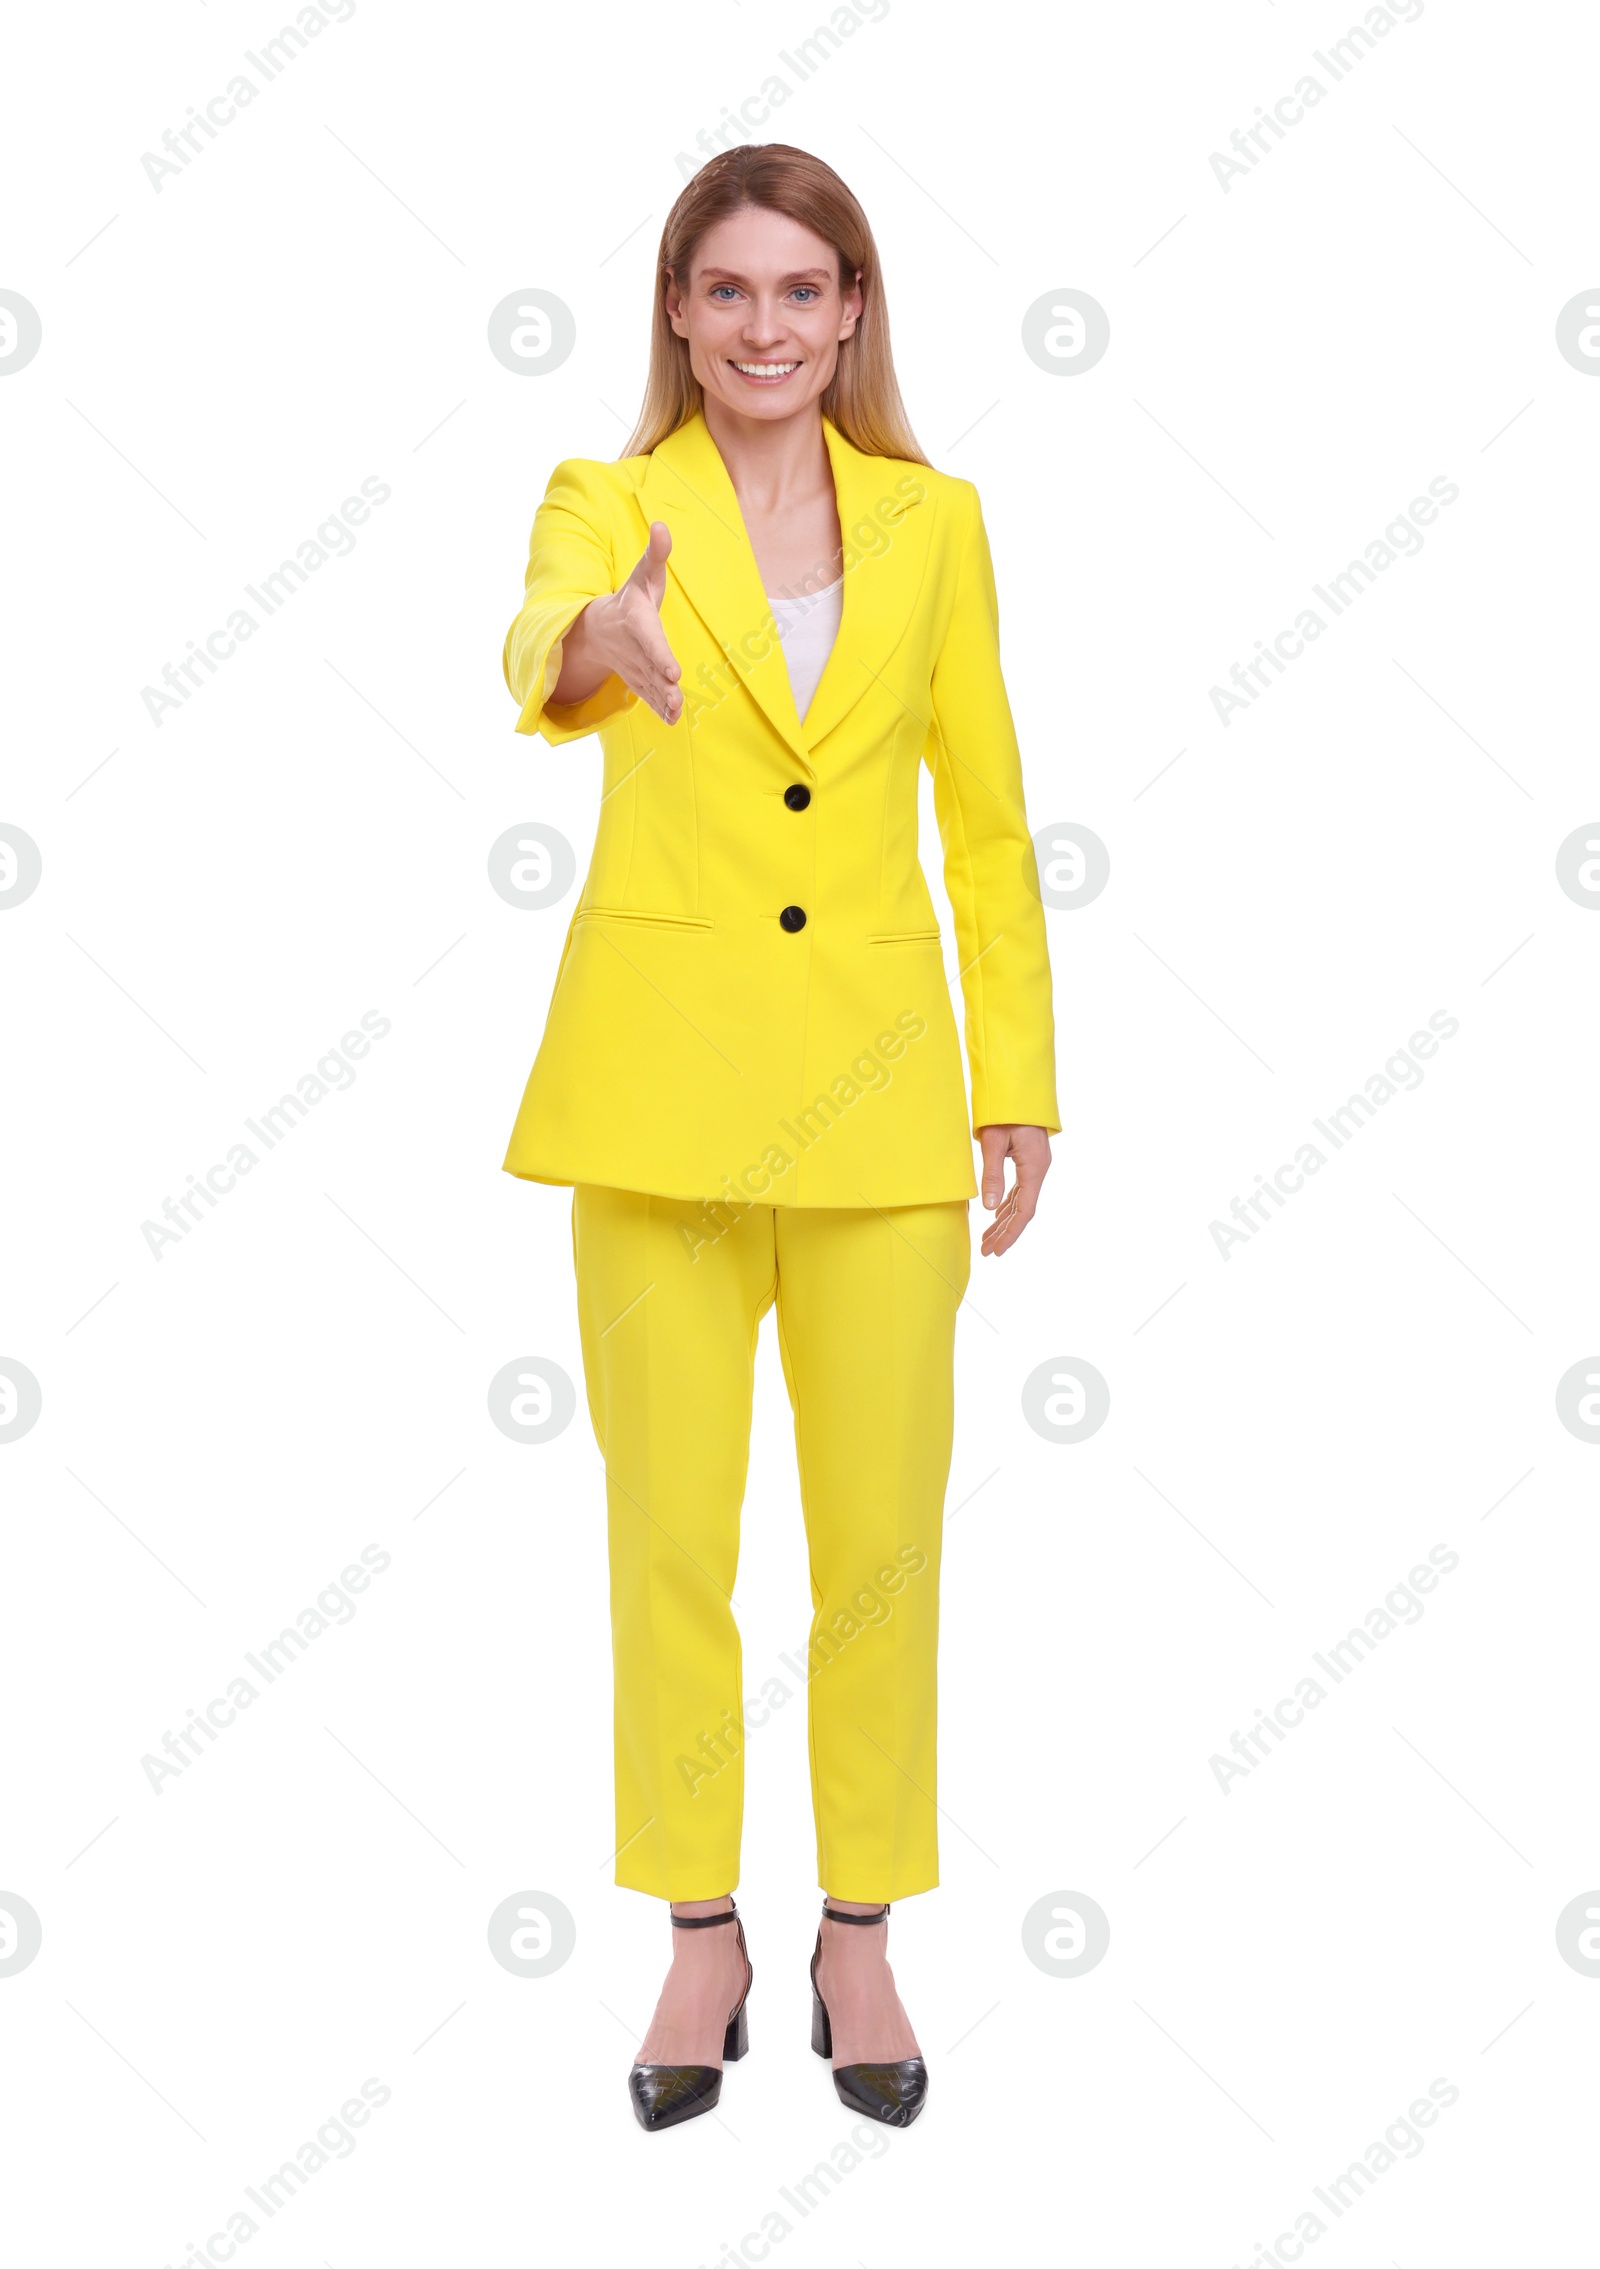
[767,577,843,721]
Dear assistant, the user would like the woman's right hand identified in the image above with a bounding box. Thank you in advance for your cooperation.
[552,521,683,725]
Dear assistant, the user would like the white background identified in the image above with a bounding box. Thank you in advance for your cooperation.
[3,0,1598,2262]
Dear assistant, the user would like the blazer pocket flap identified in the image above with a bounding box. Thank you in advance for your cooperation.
[866,926,943,945]
[574,906,714,932]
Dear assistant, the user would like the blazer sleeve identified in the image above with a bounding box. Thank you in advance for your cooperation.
[925,480,1062,1134]
[503,459,634,744]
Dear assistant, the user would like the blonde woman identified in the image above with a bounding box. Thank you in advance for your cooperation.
[500,143,1058,2130]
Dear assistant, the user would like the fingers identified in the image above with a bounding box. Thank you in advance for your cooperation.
[978,1185,1024,1257]
[616,523,678,719]
[977,1127,1051,1257]
[627,520,672,610]
[978,1125,1009,1209]
[632,607,681,723]
[602,583,681,723]
[626,520,672,574]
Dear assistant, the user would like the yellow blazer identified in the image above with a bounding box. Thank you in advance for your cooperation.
[500,410,1059,1209]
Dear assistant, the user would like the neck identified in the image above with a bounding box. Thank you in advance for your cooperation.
[700,396,831,513]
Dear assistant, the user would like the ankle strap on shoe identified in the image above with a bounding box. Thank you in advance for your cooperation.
[670,1899,739,1929]
[820,1902,889,1924]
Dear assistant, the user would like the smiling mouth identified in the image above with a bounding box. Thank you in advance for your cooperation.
[729,359,800,381]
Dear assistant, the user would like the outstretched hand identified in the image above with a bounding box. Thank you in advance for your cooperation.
[594,520,683,725]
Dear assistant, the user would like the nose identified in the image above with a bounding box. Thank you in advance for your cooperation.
[740,299,790,346]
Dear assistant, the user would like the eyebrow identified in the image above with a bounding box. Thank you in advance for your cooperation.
[695,266,834,285]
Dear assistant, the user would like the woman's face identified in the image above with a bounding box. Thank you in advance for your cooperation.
[666,205,863,427]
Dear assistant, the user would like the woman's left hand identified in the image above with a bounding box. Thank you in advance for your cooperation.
[976,1125,1052,1257]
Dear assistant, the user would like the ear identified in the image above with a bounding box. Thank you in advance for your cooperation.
[841,266,865,335]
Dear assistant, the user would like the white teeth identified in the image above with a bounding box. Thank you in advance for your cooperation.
[732,361,798,375]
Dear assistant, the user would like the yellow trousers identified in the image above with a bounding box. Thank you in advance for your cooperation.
[572,1184,971,1903]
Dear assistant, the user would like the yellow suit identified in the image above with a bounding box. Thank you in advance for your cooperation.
[501,410,1059,1207]
[500,412,1057,1901]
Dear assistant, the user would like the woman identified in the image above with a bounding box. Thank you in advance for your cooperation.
[500,143,1058,2131]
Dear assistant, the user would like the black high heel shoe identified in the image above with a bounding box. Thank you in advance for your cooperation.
[809,1901,928,2127]
[628,1899,753,2133]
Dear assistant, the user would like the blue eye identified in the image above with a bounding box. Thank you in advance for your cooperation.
[792,288,818,303]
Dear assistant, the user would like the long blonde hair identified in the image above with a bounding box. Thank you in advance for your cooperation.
[620,144,930,466]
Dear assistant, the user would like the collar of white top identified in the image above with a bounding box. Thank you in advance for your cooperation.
[766,577,842,610]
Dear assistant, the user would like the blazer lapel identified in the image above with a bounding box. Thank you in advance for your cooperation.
[639,413,808,768]
[638,411,935,770]
[801,415,935,757]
